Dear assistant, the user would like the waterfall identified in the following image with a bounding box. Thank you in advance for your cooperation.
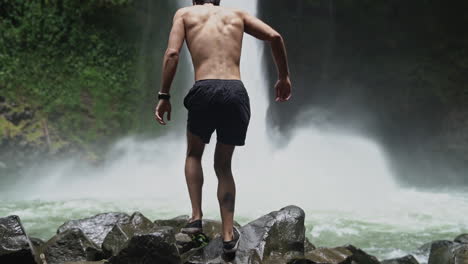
[168,0,399,215]
[4,0,398,213]
[2,2,468,261]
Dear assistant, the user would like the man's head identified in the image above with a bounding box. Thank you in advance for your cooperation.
[193,0,220,6]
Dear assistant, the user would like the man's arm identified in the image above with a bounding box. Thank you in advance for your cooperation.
[155,9,185,126]
[160,9,186,94]
[241,11,291,102]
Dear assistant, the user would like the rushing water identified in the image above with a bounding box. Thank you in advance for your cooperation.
[1,0,468,263]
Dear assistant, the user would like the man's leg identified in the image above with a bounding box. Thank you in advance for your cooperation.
[214,141,236,241]
[185,130,206,222]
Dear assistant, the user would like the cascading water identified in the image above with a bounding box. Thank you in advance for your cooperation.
[1,0,468,262]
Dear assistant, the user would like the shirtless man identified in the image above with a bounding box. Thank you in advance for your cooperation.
[155,0,291,259]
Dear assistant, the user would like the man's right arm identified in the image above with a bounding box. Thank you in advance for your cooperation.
[241,11,292,101]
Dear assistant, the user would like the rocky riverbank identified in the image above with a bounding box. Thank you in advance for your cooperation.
[0,205,466,264]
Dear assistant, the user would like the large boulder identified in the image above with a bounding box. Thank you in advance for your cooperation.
[343,244,380,264]
[429,243,468,264]
[290,245,380,264]
[428,241,460,264]
[419,241,457,257]
[41,228,102,264]
[382,255,419,264]
[154,215,191,232]
[0,215,36,264]
[304,237,316,252]
[187,205,306,264]
[455,235,468,244]
[108,226,181,264]
[155,215,241,239]
[304,247,353,264]
[102,212,155,257]
[58,212,130,248]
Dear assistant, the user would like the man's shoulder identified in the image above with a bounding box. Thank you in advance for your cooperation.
[177,6,246,18]
[174,7,190,18]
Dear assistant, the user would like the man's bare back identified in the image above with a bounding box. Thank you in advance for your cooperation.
[155,1,291,123]
[181,5,244,80]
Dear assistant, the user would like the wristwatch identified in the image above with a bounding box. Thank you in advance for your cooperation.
[158,92,171,100]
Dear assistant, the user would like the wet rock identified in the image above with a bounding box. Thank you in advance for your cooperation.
[428,243,468,264]
[382,255,419,264]
[420,240,456,256]
[102,212,155,257]
[428,240,460,264]
[276,245,378,264]
[29,236,45,261]
[175,232,198,254]
[304,247,353,264]
[428,241,464,264]
[288,259,315,264]
[30,237,45,248]
[64,260,107,264]
[344,244,380,264]
[305,237,316,252]
[108,226,180,264]
[452,244,468,264]
[41,228,102,264]
[455,234,468,244]
[154,215,190,232]
[0,215,36,264]
[58,212,130,248]
[155,215,241,239]
[187,205,306,264]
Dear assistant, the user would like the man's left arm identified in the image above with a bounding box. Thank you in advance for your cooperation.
[155,9,186,125]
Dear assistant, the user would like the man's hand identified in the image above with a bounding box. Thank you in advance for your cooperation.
[275,77,292,102]
[155,100,172,125]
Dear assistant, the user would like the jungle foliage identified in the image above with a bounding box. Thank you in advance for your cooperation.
[0,0,139,149]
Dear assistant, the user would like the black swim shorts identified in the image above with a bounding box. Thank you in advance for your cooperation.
[183,79,251,146]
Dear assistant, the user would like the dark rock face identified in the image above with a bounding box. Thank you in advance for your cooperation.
[102,212,155,257]
[154,215,191,232]
[293,245,380,264]
[428,240,460,264]
[155,215,241,239]
[344,244,380,264]
[420,240,456,257]
[187,205,306,264]
[58,212,130,248]
[0,215,36,264]
[304,237,316,252]
[455,234,468,244]
[304,247,353,264]
[429,243,468,264]
[108,226,181,264]
[41,228,102,264]
[382,255,419,264]
[175,232,198,254]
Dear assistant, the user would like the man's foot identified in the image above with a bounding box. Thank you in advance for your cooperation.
[222,226,241,261]
[181,219,203,235]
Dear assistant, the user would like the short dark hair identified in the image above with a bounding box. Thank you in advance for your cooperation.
[193,0,220,6]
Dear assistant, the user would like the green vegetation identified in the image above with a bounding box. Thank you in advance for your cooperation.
[0,0,164,156]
